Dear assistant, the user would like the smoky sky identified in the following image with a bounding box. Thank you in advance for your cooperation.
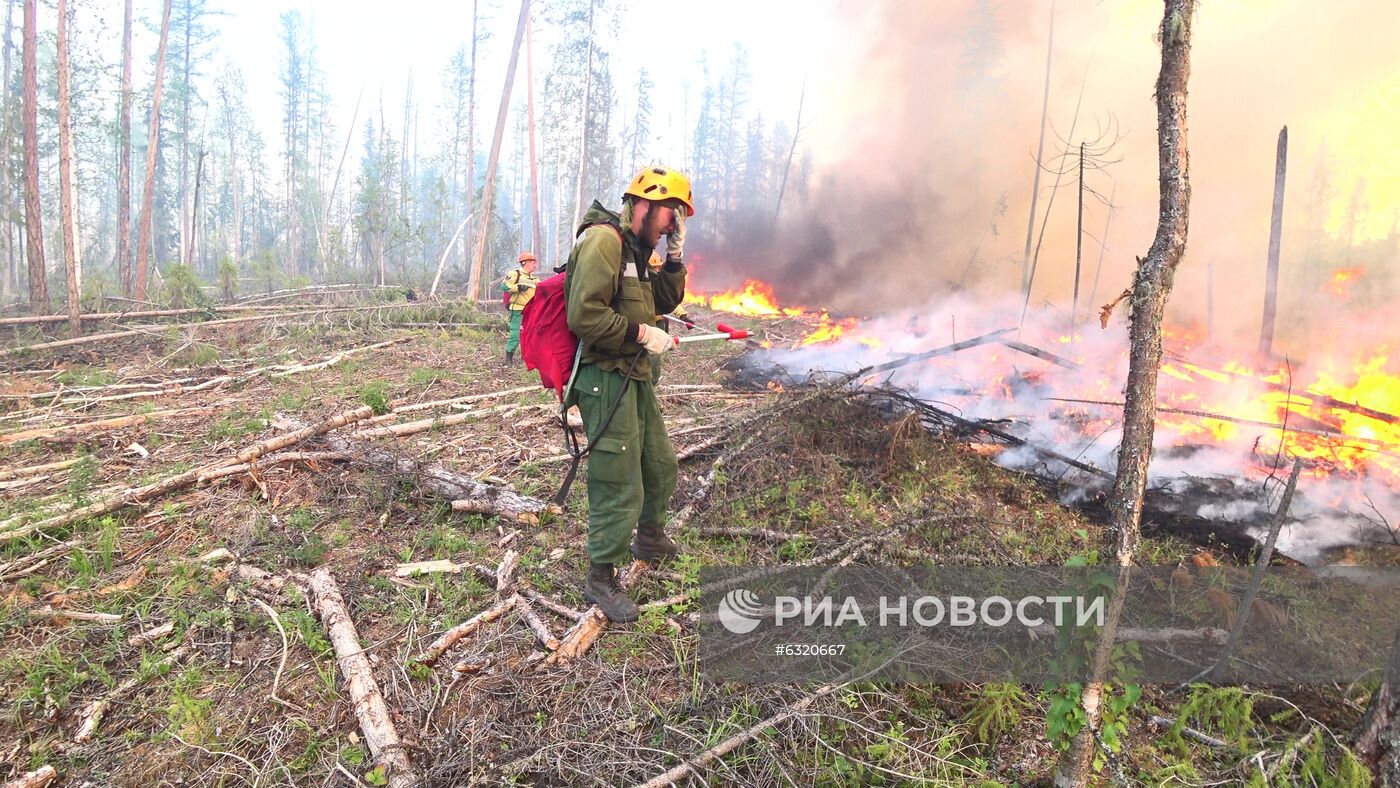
[686,0,1400,349]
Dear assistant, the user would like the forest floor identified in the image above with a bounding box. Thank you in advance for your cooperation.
[0,290,1378,786]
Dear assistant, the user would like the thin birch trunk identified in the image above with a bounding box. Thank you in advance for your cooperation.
[1054,2,1194,784]
[135,0,174,301]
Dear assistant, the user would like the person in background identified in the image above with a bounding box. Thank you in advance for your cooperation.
[502,251,540,365]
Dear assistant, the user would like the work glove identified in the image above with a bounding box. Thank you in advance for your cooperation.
[665,209,686,264]
[637,323,674,355]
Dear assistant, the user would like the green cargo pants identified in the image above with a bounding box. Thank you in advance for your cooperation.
[572,362,678,565]
[506,310,524,354]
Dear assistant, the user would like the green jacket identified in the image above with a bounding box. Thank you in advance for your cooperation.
[565,200,686,382]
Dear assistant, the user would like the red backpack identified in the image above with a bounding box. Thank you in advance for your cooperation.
[519,224,625,400]
[518,271,576,399]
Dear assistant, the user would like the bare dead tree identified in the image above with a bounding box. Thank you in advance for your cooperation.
[1053,2,1194,785]
[1258,125,1287,357]
[56,0,79,336]
[117,0,133,297]
[772,83,805,227]
[0,0,15,301]
[1019,0,1055,294]
[525,10,542,257]
[570,0,595,231]
[135,0,174,301]
[466,0,529,300]
[20,0,45,313]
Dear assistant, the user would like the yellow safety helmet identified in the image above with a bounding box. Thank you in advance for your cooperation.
[623,166,695,217]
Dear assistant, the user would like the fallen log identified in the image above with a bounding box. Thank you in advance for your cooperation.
[518,603,561,651]
[74,645,191,743]
[544,562,651,667]
[313,430,555,522]
[998,337,1082,369]
[1029,625,1227,645]
[0,305,297,327]
[306,568,420,788]
[1,765,57,788]
[268,337,410,377]
[412,595,518,667]
[196,451,351,483]
[2,406,377,543]
[393,559,465,578]
[631,683,843,788]
[353,402,550,439]
[0,457,83,481]
[857,328,1016,377]
[0,405,219,445]
[0,304,407,359]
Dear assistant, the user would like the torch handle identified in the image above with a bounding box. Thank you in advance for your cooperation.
[674,330,752,345]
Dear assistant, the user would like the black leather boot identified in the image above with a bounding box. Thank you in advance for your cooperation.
[583,562,639,623]
[632,523,680,562]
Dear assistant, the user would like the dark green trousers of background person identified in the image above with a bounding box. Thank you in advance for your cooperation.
[504,312,526,354]
[572,362,678,565]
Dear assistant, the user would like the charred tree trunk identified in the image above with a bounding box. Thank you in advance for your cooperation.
[1258,126,1287,357]
[56,0,79,337]
[134,0,173,301]
[20,0,45,314]
[1357,630,1400,785]
[466,0,529,300]
[117,0,133,297]
[525,11,542,256]
[1054,2,1194,785]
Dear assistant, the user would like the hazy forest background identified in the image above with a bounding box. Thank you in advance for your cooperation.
[2,0,817,317]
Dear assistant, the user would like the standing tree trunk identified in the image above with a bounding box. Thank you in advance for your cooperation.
[189,150,206,268]
[1258,126,1287,357]
[1053,2,1194,785]
[772,84,805,227]
[570,0,595,230]
[466,0,529,301]
[1020,0,1055,295]
[117,0,133,297]
[179,9,191,266]
[525,10,542,257]
[134,0,174,301]
[462,0,478,278]
[0,0,14,301]
[20,0,44,313]
[1070,141,1085,336]
[56,0,79,336]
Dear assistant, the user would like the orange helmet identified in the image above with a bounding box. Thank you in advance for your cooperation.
[623,166,695,216]
[518,251,537,264]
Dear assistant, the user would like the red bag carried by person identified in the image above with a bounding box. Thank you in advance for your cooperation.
[518,272,577,400]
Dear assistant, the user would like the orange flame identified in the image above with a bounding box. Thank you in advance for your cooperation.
[1325,267,1365,299]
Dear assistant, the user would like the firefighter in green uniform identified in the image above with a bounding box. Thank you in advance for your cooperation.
[564,166,693,623]
[502,252,540,365]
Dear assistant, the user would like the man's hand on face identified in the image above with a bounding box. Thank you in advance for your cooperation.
[665,205,686,264]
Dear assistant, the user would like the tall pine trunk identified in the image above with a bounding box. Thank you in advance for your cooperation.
[1020,0,1055,296]
[1258,126,1287,356]
[1053,2,1194,784]
[179,10,191,266]
[570,0,594,230]
[117,0,133,296]
[20,0,44,313]
[462,0,477,277]
[0,0,14,301]
[525,10,542,256]
[135,0,174,301]
[466,0,529,300]
[57,0,79,336]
